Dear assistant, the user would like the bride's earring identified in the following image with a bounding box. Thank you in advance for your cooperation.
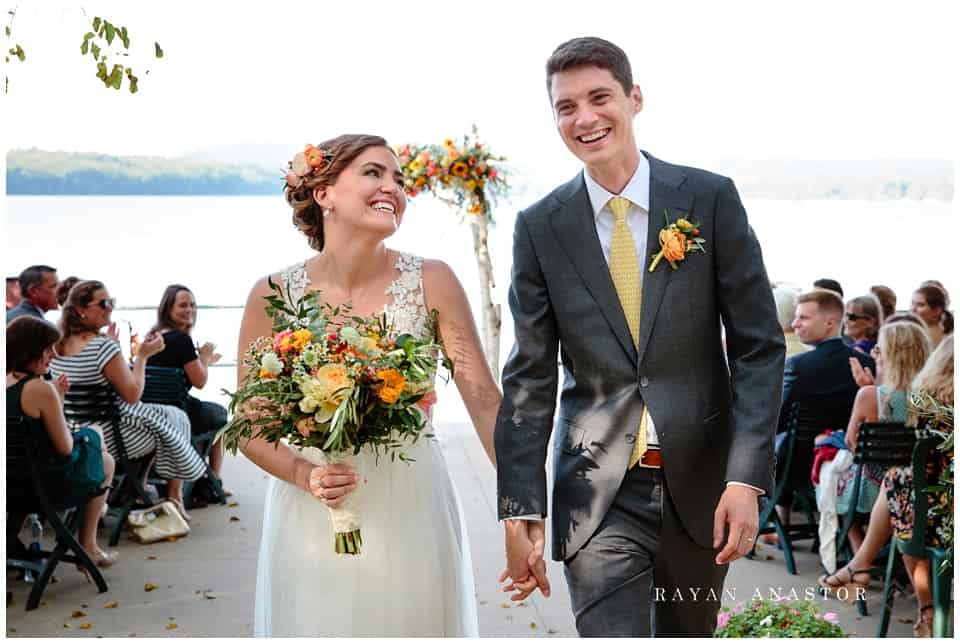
[322,207,332,218]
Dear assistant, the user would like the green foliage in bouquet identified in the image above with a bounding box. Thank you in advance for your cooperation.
[219,278,452,462]
[714,600,844,638]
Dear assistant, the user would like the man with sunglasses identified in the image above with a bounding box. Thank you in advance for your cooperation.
[6,265,59,323]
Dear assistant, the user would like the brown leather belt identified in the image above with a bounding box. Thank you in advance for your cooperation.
[637,447,662,469]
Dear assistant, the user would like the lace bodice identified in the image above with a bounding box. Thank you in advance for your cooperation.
[278,252,434,341]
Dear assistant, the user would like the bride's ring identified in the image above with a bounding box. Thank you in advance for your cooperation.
[745,537,754,542]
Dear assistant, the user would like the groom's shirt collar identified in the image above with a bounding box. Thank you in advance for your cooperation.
[583,150,650,218]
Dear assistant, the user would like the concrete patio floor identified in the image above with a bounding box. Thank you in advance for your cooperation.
[6,422,927,637]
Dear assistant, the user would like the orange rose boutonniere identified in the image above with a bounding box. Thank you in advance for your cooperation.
[648,210,707,272]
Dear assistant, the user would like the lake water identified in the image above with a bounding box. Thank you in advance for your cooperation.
[5,194,953,421]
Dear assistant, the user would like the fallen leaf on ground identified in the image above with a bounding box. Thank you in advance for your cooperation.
[80,623,92,630]
[765,555,774,561]
[147,556,157,560]
[229,516,240,522]
[71,610,87,617]
[166,536,179,542]
[166,623,178,630]
[104,601,119,609]
[530,622,538,629]
[203,591,217,600]
[500,603,510,609]
[63,624,70,629]
[40,601,48,607]
[144,583,158,592]
[81,603,88,608]
[547,628,558,635]
[228,502,239,507]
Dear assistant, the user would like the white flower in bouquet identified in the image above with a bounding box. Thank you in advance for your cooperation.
[298,364,355,423]
[260,352,283,377]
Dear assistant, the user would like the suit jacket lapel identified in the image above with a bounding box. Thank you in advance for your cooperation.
[637,152,694,367]
[550,172,638,364]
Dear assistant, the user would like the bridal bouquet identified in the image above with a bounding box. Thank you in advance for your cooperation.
[219,278,450,554]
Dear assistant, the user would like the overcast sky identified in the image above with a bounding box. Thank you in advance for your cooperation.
[2,0,957,177]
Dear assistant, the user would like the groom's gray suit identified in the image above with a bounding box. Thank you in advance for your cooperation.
[494,152,785,636]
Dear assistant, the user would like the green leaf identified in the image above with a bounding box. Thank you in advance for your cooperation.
[155,42,163,58]
[5,26,10,36]
[105,23,115,45]
[91,43,100,59]
[120,26,129,49]
[81,39,89,55]
[14,45,24,62]
[92,17,101,32]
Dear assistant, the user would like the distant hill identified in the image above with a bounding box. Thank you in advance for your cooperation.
[6,149,278,195]
[6,148,953,200]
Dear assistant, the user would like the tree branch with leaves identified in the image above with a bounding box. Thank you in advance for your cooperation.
[3,6,163,94]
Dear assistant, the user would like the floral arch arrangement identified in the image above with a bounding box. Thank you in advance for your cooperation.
[396,126,509,374]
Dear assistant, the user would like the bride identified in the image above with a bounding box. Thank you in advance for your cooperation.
[236,134,501,637]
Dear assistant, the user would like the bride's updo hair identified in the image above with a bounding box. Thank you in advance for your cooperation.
[284,134,390,251]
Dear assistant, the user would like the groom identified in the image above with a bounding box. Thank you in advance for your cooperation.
[494,37,785,636]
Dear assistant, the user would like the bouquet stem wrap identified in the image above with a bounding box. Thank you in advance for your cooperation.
[311,448,365,555]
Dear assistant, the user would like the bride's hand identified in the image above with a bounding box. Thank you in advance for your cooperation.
[307,464,359,508]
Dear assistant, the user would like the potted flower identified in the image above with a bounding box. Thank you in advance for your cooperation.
[714,599,845,637]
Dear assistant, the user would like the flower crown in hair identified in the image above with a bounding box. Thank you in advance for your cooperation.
[285,143,333,189]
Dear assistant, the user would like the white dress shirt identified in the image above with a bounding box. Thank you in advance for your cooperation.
[582,154,660,449]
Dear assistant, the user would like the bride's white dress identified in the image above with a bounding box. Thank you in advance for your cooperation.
[253,253,478,637]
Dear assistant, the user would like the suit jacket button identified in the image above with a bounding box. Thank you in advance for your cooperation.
[625,434,636,444]
[640,376,649,388]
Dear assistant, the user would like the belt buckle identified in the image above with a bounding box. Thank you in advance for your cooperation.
[638,447,662,469]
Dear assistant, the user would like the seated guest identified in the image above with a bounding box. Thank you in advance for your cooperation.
[831,322,931,551]
[6,276,21,311]
[49,280,206,522]
[845,294,882,354]
[814,277,844,298]
[911,284,949,349]
[6,317,118,569]
[56,276,81,308]
[773,284,809,358]
[147,284,230,493]
[870,284,897,321]
[7,265,59,323]
[819,337,952,637]
[763,290,875,543]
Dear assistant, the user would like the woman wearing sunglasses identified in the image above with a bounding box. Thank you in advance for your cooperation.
[50,280,206,522]
[844,294,881,354]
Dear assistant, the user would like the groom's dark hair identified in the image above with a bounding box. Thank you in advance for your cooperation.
[545,37,633,99]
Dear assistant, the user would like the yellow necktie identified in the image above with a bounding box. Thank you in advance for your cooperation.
[607,197,648,469]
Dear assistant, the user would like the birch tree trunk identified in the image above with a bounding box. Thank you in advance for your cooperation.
[469,212,501,376]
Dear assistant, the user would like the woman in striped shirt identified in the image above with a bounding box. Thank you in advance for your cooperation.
[50,280,206,522]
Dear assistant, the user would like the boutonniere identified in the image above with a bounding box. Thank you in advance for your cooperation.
[648,210,707,272]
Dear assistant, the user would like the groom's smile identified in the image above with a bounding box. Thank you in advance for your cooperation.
[549,64,643,175]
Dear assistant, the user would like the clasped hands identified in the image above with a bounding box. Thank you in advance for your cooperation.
[499,519,551,601]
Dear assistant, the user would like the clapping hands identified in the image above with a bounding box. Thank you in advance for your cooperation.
[137,331,165,359]
[499,519,551,601]
[52,373,70,400]
[199,341,222,366]
[849,357,875,387]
